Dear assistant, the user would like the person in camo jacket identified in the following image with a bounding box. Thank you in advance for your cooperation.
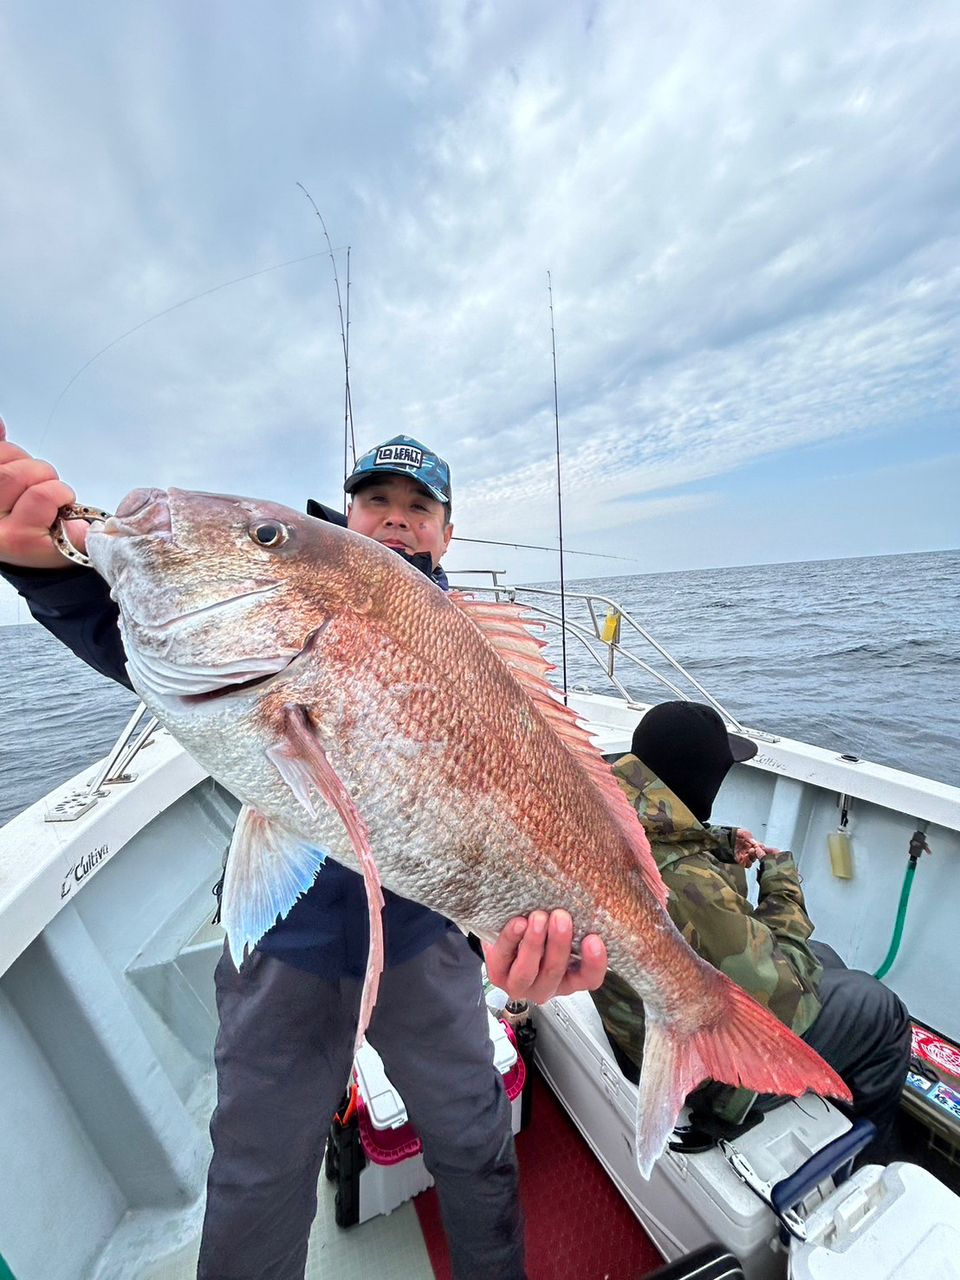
[593,700,911,1162]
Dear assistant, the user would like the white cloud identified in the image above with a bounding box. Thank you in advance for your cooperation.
[0,0,957,586]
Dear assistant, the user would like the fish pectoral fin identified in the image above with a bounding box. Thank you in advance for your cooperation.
[221,804,327,967]
[270,703,386,1051]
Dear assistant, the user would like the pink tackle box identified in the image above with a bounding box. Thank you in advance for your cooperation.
[350,1011,525,1222]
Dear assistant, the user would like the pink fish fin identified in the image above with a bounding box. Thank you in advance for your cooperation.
[634,973,852,1178]
[275,703,385,1052]
[448,592,668,908]
[220,804,328,969]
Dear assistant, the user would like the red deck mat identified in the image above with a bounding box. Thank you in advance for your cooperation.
[414,1071,664,1279]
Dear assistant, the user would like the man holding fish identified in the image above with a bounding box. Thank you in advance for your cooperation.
[0,419,851,1272]
[0,419,608,1280]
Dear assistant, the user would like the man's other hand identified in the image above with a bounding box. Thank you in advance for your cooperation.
[734,829,765,867]
[735,829,781,867]
[483,910,608,1004]
[0,417,83,570]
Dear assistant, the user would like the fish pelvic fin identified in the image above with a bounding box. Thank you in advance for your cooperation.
[270,704,386,1053]
[634,972,852,1178]
[448,592,667,908]
[221,805,327,967]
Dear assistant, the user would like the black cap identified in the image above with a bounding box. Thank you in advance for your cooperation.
[630,701,757,822]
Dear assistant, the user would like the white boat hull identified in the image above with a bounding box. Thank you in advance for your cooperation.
[1,694,958,1277]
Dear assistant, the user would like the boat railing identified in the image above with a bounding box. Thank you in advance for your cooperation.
[45,701,159,823]
[448,571,756,735]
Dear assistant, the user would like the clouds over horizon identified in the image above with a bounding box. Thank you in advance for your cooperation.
[0,0,957,617]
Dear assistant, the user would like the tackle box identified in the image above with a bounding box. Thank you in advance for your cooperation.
[349,1011,525,1224]
[901,1020,960,1163]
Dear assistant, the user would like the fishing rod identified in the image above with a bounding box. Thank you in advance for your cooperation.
[296,183,356,502]
[547,270,569,703]
[344,246,354,482]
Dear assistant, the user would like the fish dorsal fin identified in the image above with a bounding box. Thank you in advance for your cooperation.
[448,593,668,908]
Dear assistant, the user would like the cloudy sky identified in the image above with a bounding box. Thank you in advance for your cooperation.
[1,0,958,622]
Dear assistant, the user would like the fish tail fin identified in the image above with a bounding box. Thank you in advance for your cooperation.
[632,1018,692,1179]
[635,972,851,1178]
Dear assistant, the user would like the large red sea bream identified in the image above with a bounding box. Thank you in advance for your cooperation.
[86,486,850,1176]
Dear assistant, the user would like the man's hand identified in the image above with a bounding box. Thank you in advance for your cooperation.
[0,417,84,569]
[483,910,608,1004]
[735,829,780,867]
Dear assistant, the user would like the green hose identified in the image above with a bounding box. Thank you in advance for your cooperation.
[873,857,917,980]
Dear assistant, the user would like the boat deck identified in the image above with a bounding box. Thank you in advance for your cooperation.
[124,1180,432,1280]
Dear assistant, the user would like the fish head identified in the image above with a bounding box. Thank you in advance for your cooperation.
[86,486,379,710]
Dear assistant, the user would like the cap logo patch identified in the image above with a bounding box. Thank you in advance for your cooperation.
[376,444,423,469]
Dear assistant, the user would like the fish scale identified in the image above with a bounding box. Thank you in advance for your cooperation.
[87,485,852,1176]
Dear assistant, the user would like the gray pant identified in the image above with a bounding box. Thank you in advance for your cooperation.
[198,929,525,1280]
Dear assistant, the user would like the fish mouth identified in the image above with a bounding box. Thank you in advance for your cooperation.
[86,489,174,581]
[107,488,173,538]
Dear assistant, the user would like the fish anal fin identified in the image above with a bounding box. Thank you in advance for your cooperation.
[221,804,327,968]
[274,704,385,1051]
[448,592,667,908]
[631,970,852,1178]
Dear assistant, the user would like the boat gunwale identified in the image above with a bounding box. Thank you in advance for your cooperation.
[2,688,957,982]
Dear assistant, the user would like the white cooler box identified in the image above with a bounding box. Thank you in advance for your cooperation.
[534,991,851,1280]
[352,1010,524,1224]
[789,1160,960,1279]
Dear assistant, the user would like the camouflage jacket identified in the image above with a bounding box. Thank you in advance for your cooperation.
[592,754,823,1082]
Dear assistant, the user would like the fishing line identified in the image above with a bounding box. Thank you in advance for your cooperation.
[42,251,329,439]
[453,535,639,564]
[547,271,569,703]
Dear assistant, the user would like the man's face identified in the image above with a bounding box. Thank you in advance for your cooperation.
[347,474,453,567]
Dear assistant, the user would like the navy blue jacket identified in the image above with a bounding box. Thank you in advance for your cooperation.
[1,501,454,977]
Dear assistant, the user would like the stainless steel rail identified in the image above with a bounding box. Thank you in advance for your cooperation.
[448,574,752,734]
[45,702,160,823]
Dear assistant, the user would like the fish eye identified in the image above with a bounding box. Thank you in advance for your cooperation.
[249,521,288,548]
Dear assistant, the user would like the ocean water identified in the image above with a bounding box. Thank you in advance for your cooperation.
[1,548,957,829]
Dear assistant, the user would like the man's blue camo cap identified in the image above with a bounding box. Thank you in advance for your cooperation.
[344,435,452,510]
